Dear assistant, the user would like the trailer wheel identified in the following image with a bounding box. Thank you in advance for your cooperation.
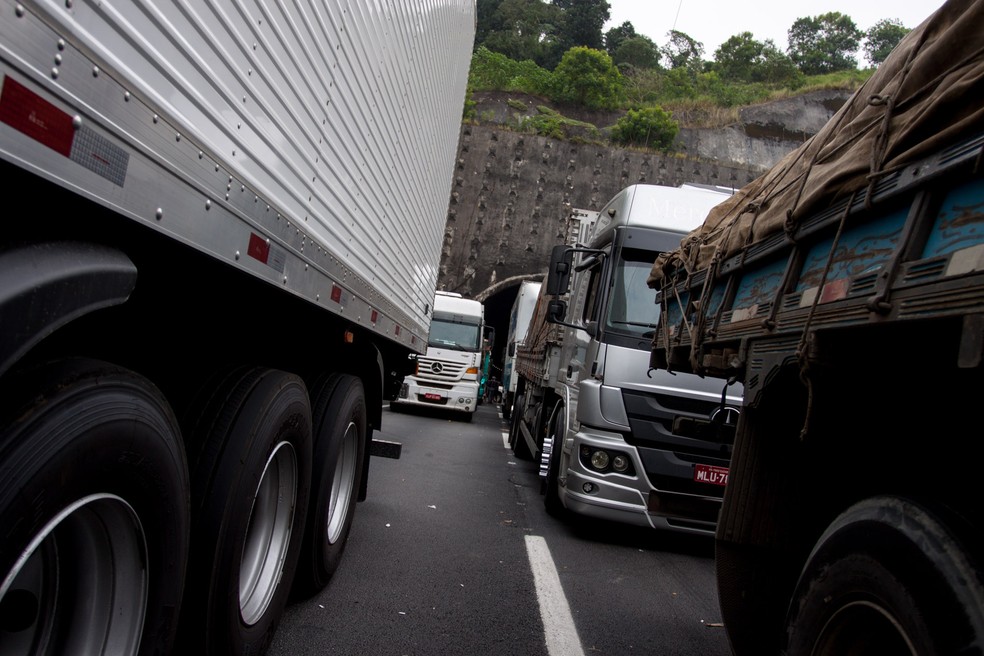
[292,373,366,598]
[507,392,523,451]
[541,404,567,518]
[785,496,984,656]
[0,358,188,656]
[512,394,535,461]
[179,368,312,655]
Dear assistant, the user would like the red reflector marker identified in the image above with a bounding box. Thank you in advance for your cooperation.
[0,77,74,156]
[247,233,270,264]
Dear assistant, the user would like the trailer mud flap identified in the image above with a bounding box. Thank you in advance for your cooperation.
[370,438,402,459]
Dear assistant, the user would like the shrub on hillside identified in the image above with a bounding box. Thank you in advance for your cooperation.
[610,107,678,150]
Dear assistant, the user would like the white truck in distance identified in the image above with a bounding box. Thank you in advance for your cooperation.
[501,280,542,420]
[392,291,485,422]
[511,184,744,534]
[0,2,473,655]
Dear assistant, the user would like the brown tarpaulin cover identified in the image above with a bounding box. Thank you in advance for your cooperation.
[648,0,984,287]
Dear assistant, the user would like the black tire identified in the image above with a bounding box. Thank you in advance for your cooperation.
[541,404,566,518]
[292,373,367,599]
[785,496,984,655]
[507,392,523,450]
[0,358,189,656]
[511,395,535,461]
[178,367,312,655]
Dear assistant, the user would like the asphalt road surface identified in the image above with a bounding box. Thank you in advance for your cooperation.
[268,402,733,656]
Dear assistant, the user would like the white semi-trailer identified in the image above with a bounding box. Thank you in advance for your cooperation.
[0,1,474,654]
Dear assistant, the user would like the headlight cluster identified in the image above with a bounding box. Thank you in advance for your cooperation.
[579,445,634,475]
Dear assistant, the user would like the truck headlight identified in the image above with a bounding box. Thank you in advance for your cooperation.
[590,450,609,470]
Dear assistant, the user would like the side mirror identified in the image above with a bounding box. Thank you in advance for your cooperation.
[545,245,572,296]
[507,342,516,357]
[547,299,568,324]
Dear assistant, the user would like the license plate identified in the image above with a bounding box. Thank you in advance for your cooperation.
[424,393,443,401]
[694,464,729,486]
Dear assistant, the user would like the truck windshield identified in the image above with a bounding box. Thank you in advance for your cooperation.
[605,247,660,338]
[428,314,482,351]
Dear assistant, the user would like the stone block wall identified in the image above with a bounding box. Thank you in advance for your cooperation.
[438,124,759,299]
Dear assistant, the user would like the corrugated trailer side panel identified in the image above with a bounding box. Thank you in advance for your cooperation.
[0,0,474,349]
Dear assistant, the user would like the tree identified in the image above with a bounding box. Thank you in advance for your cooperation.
[863,19,910,67]
[714,32,762,82]
[476,0,563,68]
[661,30,704,73]
[604,21,637,58]
[553,0,610,52]
[787,12,863,75]
[714,33,800,86]
[550,46,622,109]
[614,35,660,70]
[755,41,802,86]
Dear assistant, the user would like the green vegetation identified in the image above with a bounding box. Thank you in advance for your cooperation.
[471,1,911,150]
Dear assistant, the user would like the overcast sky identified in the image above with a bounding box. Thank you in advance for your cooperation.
[606,0,947,61]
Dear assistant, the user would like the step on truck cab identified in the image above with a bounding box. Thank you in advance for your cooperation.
[511,185,744,534]
[0,2,474,654]
[393,291,485,422]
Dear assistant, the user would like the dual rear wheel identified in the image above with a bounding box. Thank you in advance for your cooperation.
[0,359,368,656]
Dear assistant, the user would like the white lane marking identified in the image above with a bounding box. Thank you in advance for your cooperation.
[502,431,510,449]
[525,535,585,656]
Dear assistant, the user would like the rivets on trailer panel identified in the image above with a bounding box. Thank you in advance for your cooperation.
[175,133,181,142]
[65,0,72,8]
[15,6,24,18]
[155,208,163,221]
[50,68,58,79]
[153,115,159,124]
[205,199,211,211]
[57,39,65,51]
[235,251,241,260]
[72,116,82,129]
[283,275,288,284]
[92,66,99,78]
[124,91,130,102]
[198,151,204,159]
[54,54,62,66]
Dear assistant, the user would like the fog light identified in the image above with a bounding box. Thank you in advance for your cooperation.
[459,397,466,403]
[612,454,629,472]
[582,482,596,494]
[590,450,610,470]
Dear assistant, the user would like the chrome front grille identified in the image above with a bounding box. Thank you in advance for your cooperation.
[416,357,467,382]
